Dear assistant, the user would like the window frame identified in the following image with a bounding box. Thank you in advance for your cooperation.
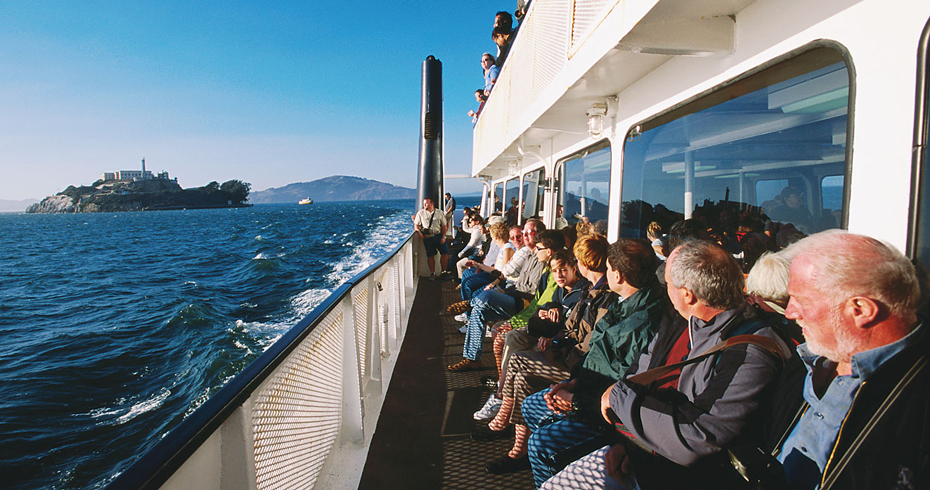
[619,41,856,238]
[553,139,612,229]
[907,17,930,263]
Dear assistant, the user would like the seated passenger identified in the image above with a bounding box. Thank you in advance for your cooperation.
[745,251,802,343]
[767,186,814,235]
[543,240,793,490]
[447,221,552,371]
[774,231,927,490]
[529,250,588,338]
[481,239,664,477]
[554,204,569,230]
[645,221,664,261]
[457,223,520,308]
[454,215,485,278]
[474,249,589,421]
[492,234,611,391]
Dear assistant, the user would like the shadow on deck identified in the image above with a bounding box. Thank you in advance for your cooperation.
[358,279,536,489]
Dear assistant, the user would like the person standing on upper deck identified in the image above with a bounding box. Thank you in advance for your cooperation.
[443,192,456,236]
[482,53,499,97]
[413,196,449,281]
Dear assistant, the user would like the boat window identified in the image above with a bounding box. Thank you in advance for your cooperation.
[911,18,930,267]
[521,167,546,222]
[620,47,850,265]
[492,183,503,214]
[554,141,611,232]
[505,178,521,224]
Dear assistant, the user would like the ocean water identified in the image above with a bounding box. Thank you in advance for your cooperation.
[0,201,418,490]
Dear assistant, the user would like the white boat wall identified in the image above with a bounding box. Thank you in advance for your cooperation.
[474,0,930,260]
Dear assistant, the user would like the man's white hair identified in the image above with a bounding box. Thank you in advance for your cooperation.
[783,230,920,318]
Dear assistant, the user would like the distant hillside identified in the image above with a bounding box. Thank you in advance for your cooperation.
[0,199,39,213]
[250,176,415,204]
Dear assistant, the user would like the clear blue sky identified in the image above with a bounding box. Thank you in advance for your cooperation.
[0,1,504,201]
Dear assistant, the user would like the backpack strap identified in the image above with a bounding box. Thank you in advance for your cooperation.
[627,334,788,386]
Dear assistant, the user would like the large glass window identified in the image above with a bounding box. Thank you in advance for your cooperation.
[555,141,611,232]
[620,47,850,264]
[522,167,547,222]
[505,178,520,225]
[492,183,503,214]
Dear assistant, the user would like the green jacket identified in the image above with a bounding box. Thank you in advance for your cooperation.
[509,272,556,328]
[577,280,667,393]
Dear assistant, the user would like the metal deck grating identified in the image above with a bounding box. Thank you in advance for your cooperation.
[359,279,535,489]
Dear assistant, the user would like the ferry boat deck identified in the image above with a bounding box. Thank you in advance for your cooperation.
[359,279,535,489]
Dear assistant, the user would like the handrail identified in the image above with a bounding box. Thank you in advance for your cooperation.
[106,232,416,490]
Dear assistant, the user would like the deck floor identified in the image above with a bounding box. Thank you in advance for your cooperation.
[358,279,536,489]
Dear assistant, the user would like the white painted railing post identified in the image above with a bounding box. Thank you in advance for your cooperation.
[392,263,402,350]
[366,274,383,396]
[339,296,364,445]
[396,254,407,333]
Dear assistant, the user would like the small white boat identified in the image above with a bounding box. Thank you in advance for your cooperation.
[298,198,313,205]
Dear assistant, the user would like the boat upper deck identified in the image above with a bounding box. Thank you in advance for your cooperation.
[358,279,535,489]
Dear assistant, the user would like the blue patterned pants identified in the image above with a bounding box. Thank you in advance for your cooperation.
[524,389,614,488]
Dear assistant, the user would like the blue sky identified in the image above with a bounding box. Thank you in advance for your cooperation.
[0,1,501,201]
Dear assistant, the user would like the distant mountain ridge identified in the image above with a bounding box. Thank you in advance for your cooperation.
[0,199,39,213]
[250,176,415,203]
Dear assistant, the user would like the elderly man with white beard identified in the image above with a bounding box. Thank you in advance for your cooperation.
[773,230,929,490]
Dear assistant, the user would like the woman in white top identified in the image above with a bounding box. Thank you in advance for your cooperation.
[455,215,487,278]
[464,222,514,277]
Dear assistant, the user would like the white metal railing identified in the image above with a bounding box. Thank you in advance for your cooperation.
[472,0,622,173]
[108,234,419,490]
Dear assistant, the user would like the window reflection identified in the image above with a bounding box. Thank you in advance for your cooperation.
[555,141,611,234]
[620,48,849,270]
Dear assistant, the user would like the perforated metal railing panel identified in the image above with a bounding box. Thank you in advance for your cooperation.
[354,288,370,379]
[472,0,621,168]
[572,0,615,52]
[252,313,344,490]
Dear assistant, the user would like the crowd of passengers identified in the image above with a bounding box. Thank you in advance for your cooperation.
[468,10,521,121]
[414,192,930,489]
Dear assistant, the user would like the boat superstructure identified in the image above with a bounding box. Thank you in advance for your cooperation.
[107,0,930,488]
[474,0,930,266]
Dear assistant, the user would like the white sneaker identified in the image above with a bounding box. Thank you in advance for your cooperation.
[485,326,493,338]
[454,312,469,323]
[474,394,502,420]
[458,325,467,334]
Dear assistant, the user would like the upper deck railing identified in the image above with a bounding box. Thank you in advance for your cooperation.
[472,0,622,174]
[107,234,418,490]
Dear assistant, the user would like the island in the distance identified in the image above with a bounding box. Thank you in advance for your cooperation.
[248,176,415,203]
[26,164,251,214]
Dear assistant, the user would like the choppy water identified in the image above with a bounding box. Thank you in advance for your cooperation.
[0,201,417,490]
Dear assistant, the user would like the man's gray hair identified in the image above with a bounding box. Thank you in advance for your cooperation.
[783,230,920,318]
[668,240,745,310]
[745,252,791,305]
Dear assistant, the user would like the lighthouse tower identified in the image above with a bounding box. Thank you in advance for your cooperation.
[141,158,146,180]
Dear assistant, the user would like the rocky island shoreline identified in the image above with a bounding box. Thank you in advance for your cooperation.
[26,178,251,214]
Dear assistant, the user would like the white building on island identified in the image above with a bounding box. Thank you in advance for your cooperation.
[99,158,172,182]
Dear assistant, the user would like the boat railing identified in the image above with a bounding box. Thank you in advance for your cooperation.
[107,233,419,490]
[472,0,623,172]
